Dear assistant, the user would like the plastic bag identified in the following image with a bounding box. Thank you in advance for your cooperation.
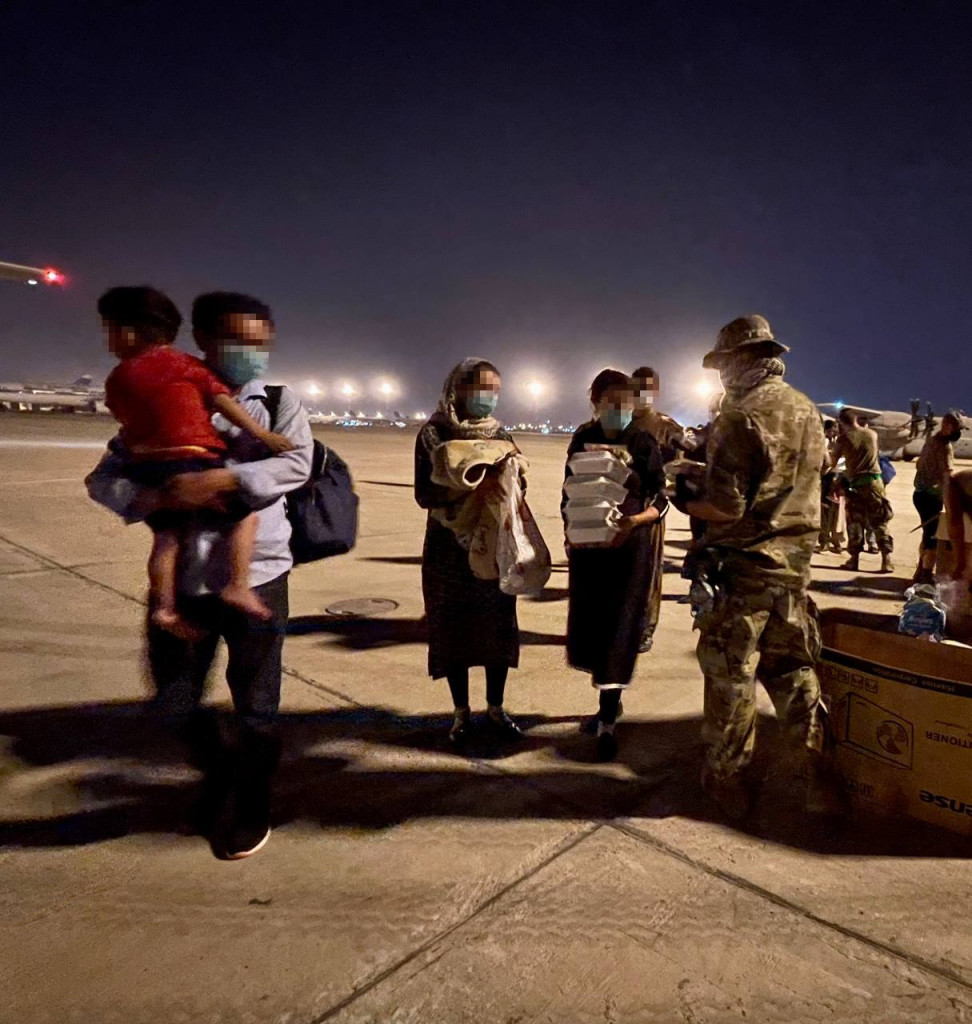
[899,583,947,641]
[495,460,552,597]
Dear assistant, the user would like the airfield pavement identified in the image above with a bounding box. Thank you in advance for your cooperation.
[1,412,971,1024]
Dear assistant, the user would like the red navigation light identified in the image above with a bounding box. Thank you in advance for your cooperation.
[43,268,64,284]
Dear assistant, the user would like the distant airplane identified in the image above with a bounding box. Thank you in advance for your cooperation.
[0,260,66,286]
[817,403,972,461]
[0,373,106,413]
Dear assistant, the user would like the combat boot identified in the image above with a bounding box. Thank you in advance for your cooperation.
[841,552,860,572]
[880,553,894,574]
[701,766,753,822]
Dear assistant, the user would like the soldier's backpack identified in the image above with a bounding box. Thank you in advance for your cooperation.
[261,385,359,562]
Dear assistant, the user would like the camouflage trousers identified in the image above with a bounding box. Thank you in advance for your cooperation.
[844,480,893,555]
[643,516,665,638]
[696,584,827,783]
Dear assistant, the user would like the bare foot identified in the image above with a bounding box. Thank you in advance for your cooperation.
[152,607,206,641]
[221,584,273,620]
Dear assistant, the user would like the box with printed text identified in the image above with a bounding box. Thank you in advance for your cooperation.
[819,617,972,836]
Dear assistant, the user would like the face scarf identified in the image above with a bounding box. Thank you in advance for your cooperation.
[718,353,786,396]
[431,357,504,440]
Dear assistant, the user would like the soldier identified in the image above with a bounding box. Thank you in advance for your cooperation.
[676,315,833,820]
[631,365,683,652]
[909,398,921,440]
[833,407,894,573]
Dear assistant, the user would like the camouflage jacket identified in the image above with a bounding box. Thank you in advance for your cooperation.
[702,377,826,589]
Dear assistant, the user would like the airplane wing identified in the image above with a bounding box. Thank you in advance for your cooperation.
[817,402,888,418]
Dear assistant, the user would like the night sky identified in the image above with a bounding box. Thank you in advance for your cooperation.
[2,1,970,424]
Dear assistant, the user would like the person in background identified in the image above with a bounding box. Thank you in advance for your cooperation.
[946,469,972,581]
[855,414,885,555]
[817,419,842,554]
[631,365,682,653]
[925,402,936,439]
[677,315,835,821]
[913,410,962,583]
[833,407,894,573]
[415,359,524,748]
[86,291,313,860]
[909,398,922,440]
[564,369,667,761]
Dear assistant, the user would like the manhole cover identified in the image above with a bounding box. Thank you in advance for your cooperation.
[325,598,400,617]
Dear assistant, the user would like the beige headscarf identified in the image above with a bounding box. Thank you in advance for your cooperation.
[431,357,505,440]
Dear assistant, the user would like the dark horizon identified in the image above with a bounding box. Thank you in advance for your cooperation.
[2,2,970,424]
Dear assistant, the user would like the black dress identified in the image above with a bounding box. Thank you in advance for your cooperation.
[415,419,520,680]
[564,421,666,688]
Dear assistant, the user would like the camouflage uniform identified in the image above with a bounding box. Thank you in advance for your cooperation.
[696,372,829,787]
[834,427,893,557]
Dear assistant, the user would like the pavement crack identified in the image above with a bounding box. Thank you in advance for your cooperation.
[304,822,603,1024]
[612,818,972,995]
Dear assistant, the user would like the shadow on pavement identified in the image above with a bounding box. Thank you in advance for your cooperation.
[287,614,565,649]
[811,575,910,602]
[0,701,968,859]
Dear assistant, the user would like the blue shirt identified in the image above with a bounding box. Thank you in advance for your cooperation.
[85,380,314,594]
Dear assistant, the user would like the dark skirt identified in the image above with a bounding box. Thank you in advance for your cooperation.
[567,523,655,688]
[422,518,520,679]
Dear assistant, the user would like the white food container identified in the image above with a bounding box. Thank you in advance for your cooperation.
[563,475,630,504]
[567,450,631,484]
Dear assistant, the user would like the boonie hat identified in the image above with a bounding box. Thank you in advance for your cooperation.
[703,314,790,369]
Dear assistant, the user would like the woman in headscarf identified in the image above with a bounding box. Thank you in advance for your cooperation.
[415,358,524,748]
[564,369,668,761]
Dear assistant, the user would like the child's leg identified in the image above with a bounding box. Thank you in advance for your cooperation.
[221,513,272,620]
[149,529,204,639]
[148,528,180,615]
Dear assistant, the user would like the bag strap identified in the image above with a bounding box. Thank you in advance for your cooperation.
[260,384,285,430]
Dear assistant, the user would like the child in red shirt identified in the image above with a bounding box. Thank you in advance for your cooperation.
[99,286,294,637]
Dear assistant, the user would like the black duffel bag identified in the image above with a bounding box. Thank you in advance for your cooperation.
[262,385,358,562]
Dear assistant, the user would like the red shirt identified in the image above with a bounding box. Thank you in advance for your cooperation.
[105,346,232,457]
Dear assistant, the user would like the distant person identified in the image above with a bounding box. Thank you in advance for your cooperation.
[925,402,936,439]
[833,407,894,573]
[913,411,962,583]
[415,359,525,748]
[98,286,294,638]
[87,291,313,859]
[675,315,836,821]
[909,398,921,440]
[631,365,682,653]
[817,419,842,554]
[564,369,666,761]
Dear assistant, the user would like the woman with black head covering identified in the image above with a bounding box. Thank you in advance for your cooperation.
[564,369,668,761]
[415,358,524,748]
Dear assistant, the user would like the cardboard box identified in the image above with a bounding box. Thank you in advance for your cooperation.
[819,616,972,835]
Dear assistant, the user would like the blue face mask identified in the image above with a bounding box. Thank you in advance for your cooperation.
[466,391,499,419]
[599,407,633,435]
[214,344,270,388]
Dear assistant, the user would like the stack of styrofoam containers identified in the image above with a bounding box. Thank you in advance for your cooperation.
[564,449,631,546]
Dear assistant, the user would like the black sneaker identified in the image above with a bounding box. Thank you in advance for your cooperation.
[224,789,271,860]
[448,713,473,748]
[596,731,618,762]
[580,701,624,735]
[485,710,524,742]
[638,632,654,654]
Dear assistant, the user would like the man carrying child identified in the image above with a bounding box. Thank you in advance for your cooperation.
[87,290,313,859]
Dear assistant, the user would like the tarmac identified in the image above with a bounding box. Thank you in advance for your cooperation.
[1,412,970,1024]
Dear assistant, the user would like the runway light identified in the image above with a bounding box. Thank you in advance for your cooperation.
[695,377,719,401]
[340,382,357,399]
[527,379,545,399]
[306,382,322,397]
